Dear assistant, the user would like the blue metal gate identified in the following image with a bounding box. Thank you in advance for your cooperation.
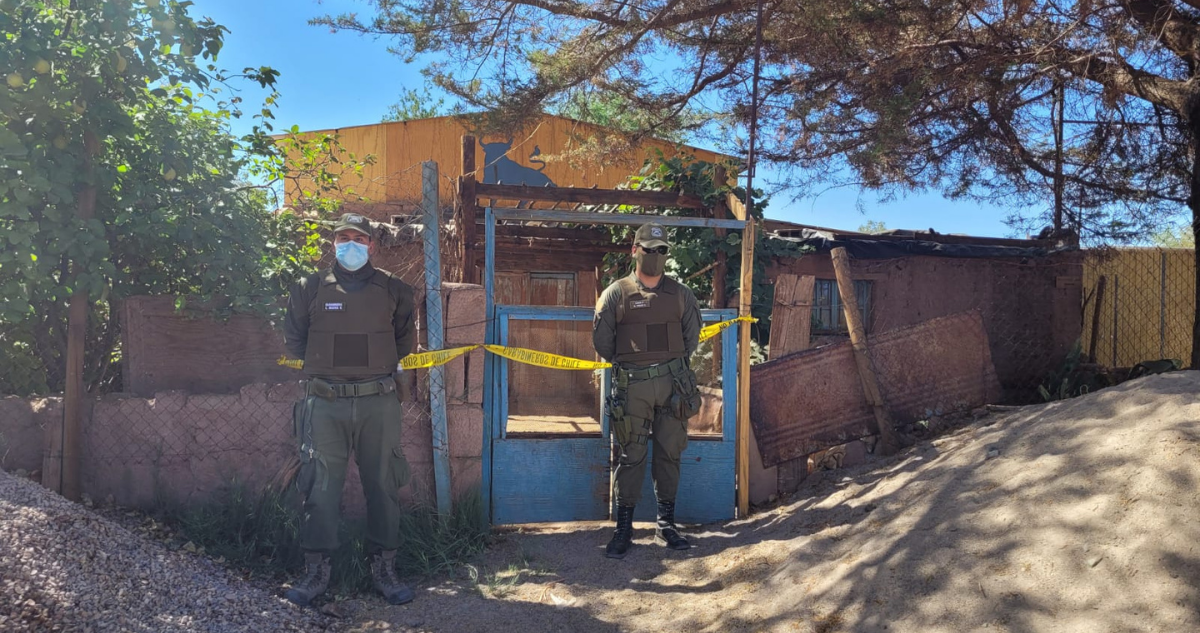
[480,207,745,525]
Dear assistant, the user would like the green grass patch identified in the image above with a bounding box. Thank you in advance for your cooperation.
[156,481,489,595]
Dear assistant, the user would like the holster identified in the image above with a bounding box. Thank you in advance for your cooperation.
[606,370,630,445]
[608,368,649,446]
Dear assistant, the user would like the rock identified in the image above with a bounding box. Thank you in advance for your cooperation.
[14,469,28,478]
[986,448,1000,459]
[407,617,426,627]
[320,602,346,618]
[1087,556,1104,568]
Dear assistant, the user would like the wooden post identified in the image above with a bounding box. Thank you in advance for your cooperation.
[711,166,729,310]
[830,247,900,456]
[461,135,478,284]
[1087,275,1107,363]
[60,130,99,500]
[768,274,815,360]
[422,161,453,515]
[736,215,755,518]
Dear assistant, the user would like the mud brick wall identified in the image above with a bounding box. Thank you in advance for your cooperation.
[8,281,488,515]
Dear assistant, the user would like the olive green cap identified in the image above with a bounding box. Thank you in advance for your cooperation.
[333,213,372,237]
[634,223,670,248]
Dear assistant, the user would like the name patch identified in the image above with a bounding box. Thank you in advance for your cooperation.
[324,302,345,311]
[630,299,651,309]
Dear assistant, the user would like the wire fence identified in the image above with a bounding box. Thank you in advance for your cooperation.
[0,214,450,509]
[1082,247,1195,370]
[2,242,1196,505]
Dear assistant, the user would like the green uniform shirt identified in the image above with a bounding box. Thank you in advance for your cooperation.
[593,274,702,364]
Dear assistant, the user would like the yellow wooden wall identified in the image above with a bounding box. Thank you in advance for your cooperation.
[283,115,729,215]
[1082,249,1195,367]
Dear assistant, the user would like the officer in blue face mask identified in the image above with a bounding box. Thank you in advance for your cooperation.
[282,213,417,607]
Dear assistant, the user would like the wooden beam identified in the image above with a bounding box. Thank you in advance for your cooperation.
[461,135,478,284]
[736,216,755,518]
[726,192,747,221]
[492,225,612,242]
[61,129,100,501]
[476,182,706,209]
[768,274,815,360]
[493,208,745,229]
[1088,275,1107,363]
[830,247,901,456]
[486,235,616,252]
[711,166,729,310]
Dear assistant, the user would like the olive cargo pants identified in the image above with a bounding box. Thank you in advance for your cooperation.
[294,390,411,553]
[612,372,689,508]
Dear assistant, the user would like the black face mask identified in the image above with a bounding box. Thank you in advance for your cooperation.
[636,250,666,277]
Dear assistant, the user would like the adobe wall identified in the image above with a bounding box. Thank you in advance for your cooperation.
[3,283,488,516]
[770,252,1083,399]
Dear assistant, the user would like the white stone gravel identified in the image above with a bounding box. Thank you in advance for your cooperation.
[0,469,332,632]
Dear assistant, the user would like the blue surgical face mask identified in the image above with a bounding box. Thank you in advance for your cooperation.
[335,241,370,271]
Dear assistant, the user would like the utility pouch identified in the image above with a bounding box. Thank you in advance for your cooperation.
[670,364,702,420]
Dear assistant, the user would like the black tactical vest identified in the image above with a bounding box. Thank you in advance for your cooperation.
[614,274,686,366]
[302,269,399,379]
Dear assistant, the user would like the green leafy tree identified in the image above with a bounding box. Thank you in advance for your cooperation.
[381,86,452,122]
[1150,224,1196,249]
[0,1,367,395]
[857,220,888,235]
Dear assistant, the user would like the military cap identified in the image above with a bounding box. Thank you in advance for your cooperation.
[333,212,372,237]
[634,223,670,248]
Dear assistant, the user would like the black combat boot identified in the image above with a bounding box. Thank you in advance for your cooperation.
[655,500,691,550]
[285,552,331,606]
[605,505,636,559]
[370,550,415,605]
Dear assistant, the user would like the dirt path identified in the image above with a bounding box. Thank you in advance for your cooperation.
[7,372,1199,632]
[342,372,1200,633]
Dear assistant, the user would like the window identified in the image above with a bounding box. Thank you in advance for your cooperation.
[811,279,872,333]
[390,214,418,225]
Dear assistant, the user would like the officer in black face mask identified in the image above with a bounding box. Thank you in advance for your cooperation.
[592,223,703,559]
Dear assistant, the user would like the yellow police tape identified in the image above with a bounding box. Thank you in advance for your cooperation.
[401,345,477,370]
[698,315,757,342]
[482,344,611,370]
[277,316,757,373]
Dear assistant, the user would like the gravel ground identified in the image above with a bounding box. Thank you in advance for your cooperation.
[0,469,333,633]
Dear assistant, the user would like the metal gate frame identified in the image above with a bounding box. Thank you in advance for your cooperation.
[480,205,749,525]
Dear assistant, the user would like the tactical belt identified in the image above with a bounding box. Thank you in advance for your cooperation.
[619,357,686,382]
[307,376,396,399]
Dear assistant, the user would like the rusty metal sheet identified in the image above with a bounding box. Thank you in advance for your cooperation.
[750,311,1001,467]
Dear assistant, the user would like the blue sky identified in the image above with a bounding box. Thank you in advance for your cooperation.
[195,0,1034,238]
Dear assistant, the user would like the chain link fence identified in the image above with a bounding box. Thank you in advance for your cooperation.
[3,238,1196,509]
[1082,247,1195,370]
[0,211,459,511]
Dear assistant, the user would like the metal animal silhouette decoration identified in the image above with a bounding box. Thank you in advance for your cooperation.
[480,140,557,187]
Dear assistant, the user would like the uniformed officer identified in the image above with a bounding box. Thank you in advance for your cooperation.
[593,223,703,559]
[282,213,417,606]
